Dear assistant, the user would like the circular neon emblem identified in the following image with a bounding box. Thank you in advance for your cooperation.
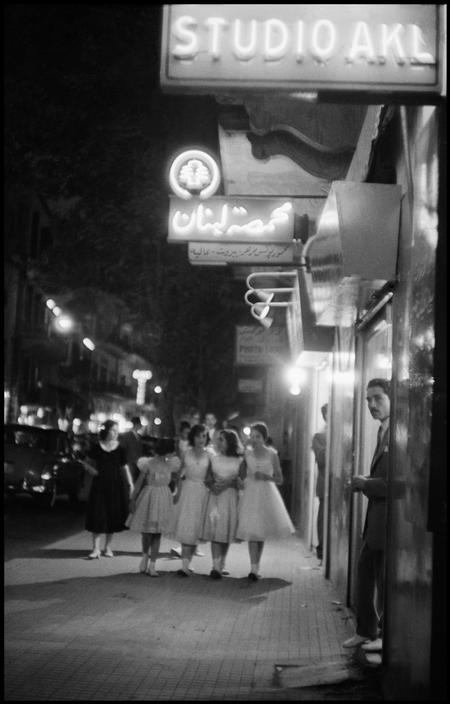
[169,149,221,200]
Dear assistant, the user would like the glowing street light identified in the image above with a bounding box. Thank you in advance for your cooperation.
[154,385,162,394]
[82,337,96,351]
[55,314,74,332]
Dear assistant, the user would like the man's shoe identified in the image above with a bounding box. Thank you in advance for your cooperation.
[248,572,259,582]
[177,568,190,577]
[210,569,222,579]
[365,653,382,667]
[342,634,369,648]
[221,570,230,576]
[361,638,382,652]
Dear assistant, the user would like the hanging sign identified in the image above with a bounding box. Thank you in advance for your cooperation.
[161,4,444,97]
[168,196,294,243]
[235,325,287,366]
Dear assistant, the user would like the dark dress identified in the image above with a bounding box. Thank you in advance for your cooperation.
[85,443,129,533]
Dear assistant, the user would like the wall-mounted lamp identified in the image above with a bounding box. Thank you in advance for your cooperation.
[245,271,298,329]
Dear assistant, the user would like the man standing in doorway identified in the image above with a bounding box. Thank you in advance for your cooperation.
[312,403,328,563]
[342,378,390,665]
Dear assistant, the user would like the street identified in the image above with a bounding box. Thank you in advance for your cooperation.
[5,497,382,701]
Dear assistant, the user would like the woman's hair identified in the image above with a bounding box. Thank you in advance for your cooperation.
[188,423,209,446]
[155,437,175,456]
[251,422,269,442]
[220,429,243,457]
[179,420,191,432]
[99,420,117,442]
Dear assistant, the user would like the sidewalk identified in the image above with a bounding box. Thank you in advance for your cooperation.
[5,519,382,701]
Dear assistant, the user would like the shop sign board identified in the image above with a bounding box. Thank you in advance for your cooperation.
[238,378,264,394]
[161,4,444,97]
[168,195,294,243]
[188,241,296,266]
[235,325,287,366]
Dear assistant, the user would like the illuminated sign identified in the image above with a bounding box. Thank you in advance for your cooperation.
[235,325,287,366]
[133,369,152,406]
[188,242,296,265]
[161,5,443,96]
[169,149,221,200]
[168,196,294,243]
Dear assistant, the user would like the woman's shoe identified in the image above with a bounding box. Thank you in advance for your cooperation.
[210,569,222,579]
[87,551,100,560]
[104,549,114,558]
[177,568,190,577]
[147,567,159,577]
[139,556,149,573]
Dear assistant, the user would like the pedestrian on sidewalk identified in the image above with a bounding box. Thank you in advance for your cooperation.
[82,420,133,559]
[311,403,328,562]
[126,437,181,577]
[119,416,143,483]
[236,422,295,581]
[342,378,390,665]
[201,428,244,579]
[171,424,211,576]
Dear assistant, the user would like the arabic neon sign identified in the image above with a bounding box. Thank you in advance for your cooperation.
[168,196,294,243]
[161,5,443,96]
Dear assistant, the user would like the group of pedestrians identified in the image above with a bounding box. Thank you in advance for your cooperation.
[80,416,295,581]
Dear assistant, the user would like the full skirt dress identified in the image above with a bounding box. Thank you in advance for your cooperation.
[236,451,295,541]
[126,456,179,534]
[201,454,241,544]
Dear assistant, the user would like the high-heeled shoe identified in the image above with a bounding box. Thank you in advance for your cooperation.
[147,566,159,577]
[87,551,100,560]
[104,549,114,558]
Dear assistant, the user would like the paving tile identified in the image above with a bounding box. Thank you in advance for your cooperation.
[4,530,377,700]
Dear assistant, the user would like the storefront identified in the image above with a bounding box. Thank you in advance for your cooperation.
[161,5,446,698]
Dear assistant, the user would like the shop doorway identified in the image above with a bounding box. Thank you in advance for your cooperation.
[349,304,392,607]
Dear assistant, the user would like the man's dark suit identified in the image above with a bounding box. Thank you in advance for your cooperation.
[120,430,143,483]
[356,427,389,640]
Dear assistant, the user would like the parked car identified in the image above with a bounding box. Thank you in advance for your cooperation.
[4,424,85,507]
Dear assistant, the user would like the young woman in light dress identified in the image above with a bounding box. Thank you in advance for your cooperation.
[201,428,244,579]
[126,437,181,576]
[171,424,211,576]
[236,422,295,581]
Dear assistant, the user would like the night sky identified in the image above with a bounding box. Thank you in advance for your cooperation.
[5,4,244,420]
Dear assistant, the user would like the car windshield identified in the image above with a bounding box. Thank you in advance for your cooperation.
[4,426,68,453]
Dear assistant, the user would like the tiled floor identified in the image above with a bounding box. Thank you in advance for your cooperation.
[5,524,380,700]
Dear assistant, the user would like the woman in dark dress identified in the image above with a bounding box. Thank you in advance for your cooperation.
[82,420,133,559]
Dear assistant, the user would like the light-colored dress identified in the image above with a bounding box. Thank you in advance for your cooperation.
[201,454,241,543]
[126,455,180,534]
[171,448,210,545]
[236,449,295,541]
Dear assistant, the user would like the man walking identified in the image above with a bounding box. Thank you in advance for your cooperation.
[120,417,143,484]
[343,378,390,665]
